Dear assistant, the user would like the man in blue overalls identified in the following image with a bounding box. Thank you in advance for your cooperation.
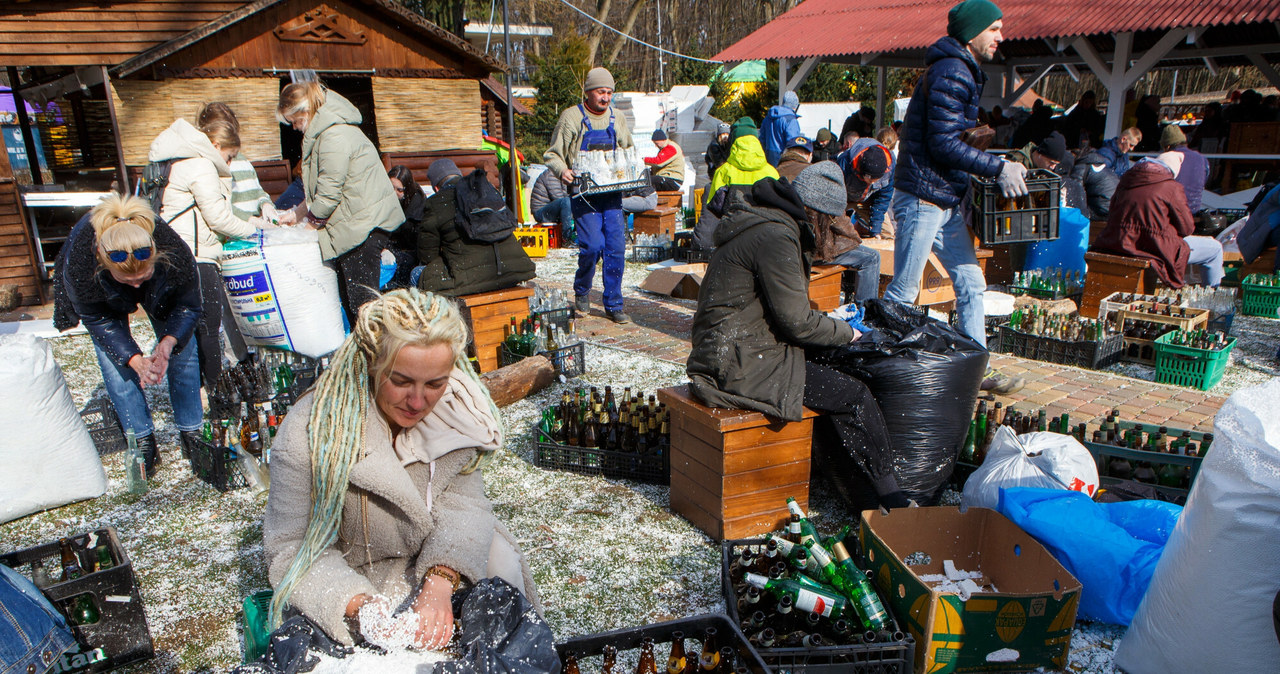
[543,66,635,323]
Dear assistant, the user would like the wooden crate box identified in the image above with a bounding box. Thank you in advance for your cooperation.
[1081,251,1155,319]
[456,285,534,373]
[656,190,683,211]
[634,207,678,239]
[658,385,817,541]
[808,264,846,312]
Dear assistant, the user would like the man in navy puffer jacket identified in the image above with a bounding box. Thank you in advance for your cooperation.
[886,0,1028,393]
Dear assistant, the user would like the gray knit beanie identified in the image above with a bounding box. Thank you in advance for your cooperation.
[583,67,616,92]
[792,161,847,216]
[427,158,461,187]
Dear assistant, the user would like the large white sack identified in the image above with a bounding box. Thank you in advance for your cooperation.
[961,427,1099,511]
[1115,377,1280,673]
[220,227,346,359]
[0,334,106,523]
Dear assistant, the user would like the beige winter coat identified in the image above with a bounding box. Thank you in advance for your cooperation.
[263,382,537,646]
[147,119,255,263]
[301,91,405,260]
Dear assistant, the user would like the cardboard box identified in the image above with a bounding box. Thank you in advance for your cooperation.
[860,507,1081,674]
[863,238,958,305]
[639,263,707,299]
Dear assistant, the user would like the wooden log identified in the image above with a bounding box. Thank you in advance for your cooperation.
[481,354,555,407]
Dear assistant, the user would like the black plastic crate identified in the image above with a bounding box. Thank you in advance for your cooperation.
[997,325,1124,369]
[500,342,586,378]
[675,246,714,264]
[0,527,155,672]
[721,539,915,674]
[188,437,248,492]
[80,396,127,456]
[630,244,673,263]
[971,168,1061,245]
[534,430,668,484]
[556,614,770,674]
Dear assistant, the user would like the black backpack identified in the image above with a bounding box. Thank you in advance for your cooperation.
[452,168,516,243]
[136,159,197,249]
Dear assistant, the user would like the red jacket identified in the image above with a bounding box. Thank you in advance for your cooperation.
[1091,160,1195,287]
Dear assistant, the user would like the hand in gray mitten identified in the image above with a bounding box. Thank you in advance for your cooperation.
[997,161,1029,198]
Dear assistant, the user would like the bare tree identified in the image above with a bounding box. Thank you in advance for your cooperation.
[605,0,651,67]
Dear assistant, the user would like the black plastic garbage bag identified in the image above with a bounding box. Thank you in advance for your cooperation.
[437,577,560,674]
[810,299,988,504]
[235,578,559,674]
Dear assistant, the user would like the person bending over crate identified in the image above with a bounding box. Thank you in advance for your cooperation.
[685,165,912,511]
[1091,152,1224,288]
[263,288,539,650]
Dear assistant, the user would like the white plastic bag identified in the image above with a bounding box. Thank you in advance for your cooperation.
[961,427,1099,511]
[220,227,346,358]
[1115,378,1280,673]
[0,335,106,523]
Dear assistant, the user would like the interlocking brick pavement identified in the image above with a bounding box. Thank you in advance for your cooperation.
[539,259,1226,432]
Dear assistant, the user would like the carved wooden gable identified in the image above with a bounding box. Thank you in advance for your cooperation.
[273,4,367,45]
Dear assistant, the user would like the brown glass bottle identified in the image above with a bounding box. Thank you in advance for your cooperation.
[697,628,720,671]
[561,653,580,674]
[602,644,618,674]
[666,631,689,674]
[636,637,659,674]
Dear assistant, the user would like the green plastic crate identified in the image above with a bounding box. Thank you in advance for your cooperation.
[1153,332,1235,391]
[1241,274,1280,317]
[242,589,274,663]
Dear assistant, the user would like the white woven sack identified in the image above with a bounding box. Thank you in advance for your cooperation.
[0,334,106,523]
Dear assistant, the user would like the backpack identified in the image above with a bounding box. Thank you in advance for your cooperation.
[452,168,516,243]
[136,159,197,250]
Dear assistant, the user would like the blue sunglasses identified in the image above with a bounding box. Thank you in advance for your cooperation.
[106,247,152,264]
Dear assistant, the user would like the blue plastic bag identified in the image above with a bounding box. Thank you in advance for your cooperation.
[378,256,396,290]
[997,487,1182,625]
[1025,207,1090,274]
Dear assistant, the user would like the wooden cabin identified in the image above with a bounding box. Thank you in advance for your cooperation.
[0,0,526,306]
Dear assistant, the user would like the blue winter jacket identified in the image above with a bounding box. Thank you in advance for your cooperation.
[894,37,1003,208]
[1096,137,1134,177]
[760,105,802,167]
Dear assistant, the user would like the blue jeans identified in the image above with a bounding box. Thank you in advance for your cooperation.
[0,562,75,673]
[572,193,626,311]
[94,331,203,436]
[1184,235,1224,286]
[884,192,987,343]
[535,197,574,243]
[830,246,882,302]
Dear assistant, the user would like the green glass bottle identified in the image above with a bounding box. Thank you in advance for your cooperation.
[960,419,977,463]
[743,572,848,619]
[821,539,890,631]
[784,497,820,548]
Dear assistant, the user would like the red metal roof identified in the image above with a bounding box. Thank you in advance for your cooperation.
[713,0,1280,62]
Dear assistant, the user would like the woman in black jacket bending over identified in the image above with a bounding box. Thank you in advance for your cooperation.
[386,165,425,288]
[53,194,205,475]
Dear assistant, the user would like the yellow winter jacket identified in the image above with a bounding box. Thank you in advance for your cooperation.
[706,136,779,202]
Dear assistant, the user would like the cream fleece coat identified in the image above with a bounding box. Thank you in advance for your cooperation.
[147,119,255,262]
[263,377,537,646]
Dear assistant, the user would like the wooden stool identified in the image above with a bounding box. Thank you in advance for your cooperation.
[633,207,678,239]
[1081,251,1154,318]
[656,190,683,211]
[658,385,817,541]
[808,265,846,311]
[456,286,534,373]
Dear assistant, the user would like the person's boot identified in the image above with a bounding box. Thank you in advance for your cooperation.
[605,309,631,324]
[137,433,161,478]
[179,430,201,462]
[574,295,590,314]
[980,368,1026,395]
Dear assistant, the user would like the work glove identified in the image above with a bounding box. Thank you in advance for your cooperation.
[997,161,1029,198]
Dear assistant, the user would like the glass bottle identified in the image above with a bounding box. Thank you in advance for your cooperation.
[666,631,689,674]
[125,429,148,494]
[635,637,658,674]
[697,628,720,672]
[743,572,849,620]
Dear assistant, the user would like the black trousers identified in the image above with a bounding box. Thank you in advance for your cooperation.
[195,262,248,388]
[333,230,391,325]
[651,175,683,192]
[802,361,903,510]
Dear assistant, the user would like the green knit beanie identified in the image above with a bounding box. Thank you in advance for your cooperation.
[948,0,1003,44]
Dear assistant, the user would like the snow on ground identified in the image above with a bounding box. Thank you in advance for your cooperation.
[19,249,1276,671]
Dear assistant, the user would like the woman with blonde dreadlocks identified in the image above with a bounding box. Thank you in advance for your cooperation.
[263,288,538,651]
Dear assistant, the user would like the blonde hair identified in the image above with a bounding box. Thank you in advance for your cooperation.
[200,119,240,153]
[876,126,898,149]
[91,194,160,275]
[1123,127,1143,143]
[197,102,240,134]
[269,288,499,629]
[277,82,327,125]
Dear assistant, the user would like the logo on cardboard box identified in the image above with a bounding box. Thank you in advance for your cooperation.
[995,601,1027,643]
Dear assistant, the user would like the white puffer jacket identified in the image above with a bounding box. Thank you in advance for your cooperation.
[147,119,255,262]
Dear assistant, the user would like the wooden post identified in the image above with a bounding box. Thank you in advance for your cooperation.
[101,66,130,195]
[6,67,42,186]
[481,354,555,407]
